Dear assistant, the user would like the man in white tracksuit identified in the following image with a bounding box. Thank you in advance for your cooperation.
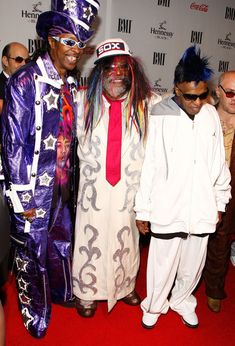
[135,46,231,329]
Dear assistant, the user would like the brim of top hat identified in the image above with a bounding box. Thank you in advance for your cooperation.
[36,11,94,43]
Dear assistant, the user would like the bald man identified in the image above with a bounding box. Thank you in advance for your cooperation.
[0,42,29,114]
[203,71,235,313]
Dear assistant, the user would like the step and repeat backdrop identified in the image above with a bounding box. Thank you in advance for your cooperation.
[0,0,234,94]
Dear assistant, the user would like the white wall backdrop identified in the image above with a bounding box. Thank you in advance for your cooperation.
[0,0,234,93]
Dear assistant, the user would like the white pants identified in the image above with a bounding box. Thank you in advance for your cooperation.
[141,235,209,317]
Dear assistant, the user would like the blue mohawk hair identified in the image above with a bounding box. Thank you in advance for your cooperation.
[174,45,213,85]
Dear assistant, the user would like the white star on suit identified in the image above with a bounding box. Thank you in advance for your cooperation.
[22,308,34,328]
[43,134,57,150]
[38,172,53,187]
[43,89,59,111]
[15,256,28,272]
[36,208,47,218]
[21,192,32,203]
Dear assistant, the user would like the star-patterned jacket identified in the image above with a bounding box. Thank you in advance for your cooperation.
[1,52,78,233]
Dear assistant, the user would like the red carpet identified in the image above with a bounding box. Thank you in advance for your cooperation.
[4,244,235,346]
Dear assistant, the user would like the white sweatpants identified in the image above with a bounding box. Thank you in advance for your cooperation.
[141,235,209,317]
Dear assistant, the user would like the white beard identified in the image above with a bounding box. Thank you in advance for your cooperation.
[103,76,128,99]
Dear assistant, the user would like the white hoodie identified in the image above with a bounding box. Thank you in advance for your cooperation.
[135,97,231,235]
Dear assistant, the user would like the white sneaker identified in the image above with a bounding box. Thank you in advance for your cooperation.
[181,312,199,328]
[141,311,160,329]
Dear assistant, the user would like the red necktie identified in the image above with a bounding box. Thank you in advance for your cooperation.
[106,98,122,186]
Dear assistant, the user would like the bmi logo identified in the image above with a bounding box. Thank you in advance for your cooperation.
[156,0,170,7]
[153,52,166,65]
[28,39,44,55]
[191,31,203,44]
[118,19,132,33]
[225,7,235,20]
[217,33,235,50]
[153,78,168,94]
[150,20,174,40]
[218,61,229,72]
[22,2,42,23]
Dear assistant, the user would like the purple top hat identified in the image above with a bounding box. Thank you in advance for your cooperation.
[36,0,100,43]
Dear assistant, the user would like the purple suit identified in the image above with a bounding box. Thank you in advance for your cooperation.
[1,53,77,338]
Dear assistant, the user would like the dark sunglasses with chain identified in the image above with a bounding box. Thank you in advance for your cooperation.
[177,86,209,101]
[219,84,235,98]
[8,56,31,64]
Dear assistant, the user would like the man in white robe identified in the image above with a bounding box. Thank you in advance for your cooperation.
[72,38,161,317]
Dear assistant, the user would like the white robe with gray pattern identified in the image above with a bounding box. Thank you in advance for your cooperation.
[72,90,161,311]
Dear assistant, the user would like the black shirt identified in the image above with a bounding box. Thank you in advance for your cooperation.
[0,71,8,100]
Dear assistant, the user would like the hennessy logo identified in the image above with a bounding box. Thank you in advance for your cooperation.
[225,32,231,41]
[153,78,168,94]
[22,2,42,21]
[150,20,174,39]
[154,78,162,87]
[217,33,235,49]
[32,2,42,12]
[159,20,167,30]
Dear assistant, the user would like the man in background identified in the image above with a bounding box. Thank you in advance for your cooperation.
[0,42,29,114]
[204,70,235,313]
[0,42,29,182]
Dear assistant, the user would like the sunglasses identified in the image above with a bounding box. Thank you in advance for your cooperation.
[52,36,86,49]
[177,87,209,101]
[103,63,130,74]
[8,56,31,64]
[219,84,235,98]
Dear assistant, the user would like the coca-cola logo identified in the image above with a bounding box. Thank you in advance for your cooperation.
[190,2,208,12]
